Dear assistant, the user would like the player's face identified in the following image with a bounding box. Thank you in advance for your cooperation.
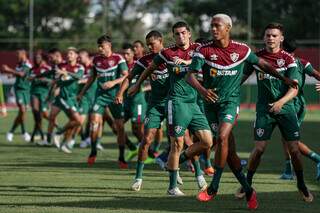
[17,50,26,62]
[146,37,162,53]
[264,28,283,50]
[98,41,112,56]
[67,50,78,63]
[79,52,89,64]
[210,18,230,41]
[122,48,134,63]
[49,52,62,64]
[133,42,144,57]
[173,27,191,47]
[35,54,43,65]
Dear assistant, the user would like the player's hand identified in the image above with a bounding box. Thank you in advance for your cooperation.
[56,68,67,75]
[102,81,115,90]
[128,85,139,97]
[173,57,186,65]
[114,93,123,104]
[315,82,320,93]
[284,78,298,89]
[1,64,10,72]
[269,101,283,114]
[201,88,219,103]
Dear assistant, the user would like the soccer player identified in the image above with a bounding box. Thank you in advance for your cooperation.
[78,35,129,168]
[2,49,32,142]
[279,39,320,181]
[239,23,313,203]
[133,40,146,60]
[185,15,297,209]
[28,50,52,143]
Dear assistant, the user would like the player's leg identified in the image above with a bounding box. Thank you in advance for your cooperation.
[280,139,294,179]
[30,94,42,142]
[87,113,102,165]
[297,141,320,180]
[47,104,61,146]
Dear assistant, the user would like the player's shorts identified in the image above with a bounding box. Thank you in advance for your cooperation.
[78,96,93,115]
[53,96,78,114]
[92,94,124,119]
[31,91,49,112]
[254,110,300,142]
[204,100,239,137]
[15,89,30,106]
[294,96,306,127]
[197,95,205,113]
[144,101,166,130]
[124,93,147,124]
[167,99,210,137]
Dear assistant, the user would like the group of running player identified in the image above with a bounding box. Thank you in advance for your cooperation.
[1,13,320,210]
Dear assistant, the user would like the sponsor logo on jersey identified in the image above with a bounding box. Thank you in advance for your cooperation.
[225,114,233,120]
[174,66,180,74]
[210,68,217,77]
[293,131,299,137]
[211,123,218,132]
[256,128,264,137]
[175,126,182,134]
[210,54,218,61]
[93,104,99,112]
[230,52,239,62]
[144,117,150,125]
[277,59,285,67]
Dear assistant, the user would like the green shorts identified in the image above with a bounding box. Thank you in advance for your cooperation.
[92,94,124,119]
[15,89,30,106]
[124,93,147,124]
[53,96,78,114]
[197,94,205,113]
[78,96,93,115]
[167,99,210,137]
[144,101,166,130]
[31,92,49,112]
[204,101,239,137]
[294,96,306,127]
[254,111,300,142]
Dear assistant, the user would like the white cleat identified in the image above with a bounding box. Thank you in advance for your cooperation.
[79,140,89,148]
[131,179,143,191]
[177,171,183,185]
[96,143,104,151]
[196,175,208,191]
[66,139,75,149]
[167,187,185,196]
[60,144,72,154]
[53,134,61,148]
[36,140,51,146]
[6,132,14,142]
[234,186,246,199]
[23,132,31,142]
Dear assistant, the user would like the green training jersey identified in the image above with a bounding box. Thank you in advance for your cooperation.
[14,60,32,91]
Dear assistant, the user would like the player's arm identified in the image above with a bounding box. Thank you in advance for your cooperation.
[1,65,25,77]
[241,62,254,85]
[77,68,97,101]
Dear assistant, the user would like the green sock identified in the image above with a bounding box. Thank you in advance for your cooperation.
[307,152,320,164]
[179,152,188,164]
[205,158,212,168]
[232,168,252,196]
[208,166,223,194]
[135,161,144,179]
[283,160,293,174]
[169,170,178,189]
[152,140,161,152]
[192,160,202,177]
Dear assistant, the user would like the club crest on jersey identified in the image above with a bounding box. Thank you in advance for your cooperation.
[256,128,264,137]
[108,60,115,67]
[211,123,218,132]
[210,54,218,61]
[175,126,182,134]
[230,52,239,62]
[277,59,285,67]
[144,117,150,125]
[96,62,101,66]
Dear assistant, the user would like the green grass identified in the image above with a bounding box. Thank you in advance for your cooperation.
[0,110,320,213]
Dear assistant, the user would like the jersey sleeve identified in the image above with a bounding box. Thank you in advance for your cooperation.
[118,59,128,74]
[245,51,260,65]
[304,62,315,76]
[131,62,145,78]
[189,51,205,73]
[243,62,255,76]
[287,66,302,87]
[153,52,166,66]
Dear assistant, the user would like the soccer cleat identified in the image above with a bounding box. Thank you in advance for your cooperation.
[131,178,143,191]
[316,163,320,181]
[36,140,51,146]
[279,172,294,180]
[144,157,155,164]
[125,148,138,162]
[177,171,183,185]
[118,160,129,169]
[197,188,216,202]
[87,155,97,166]
[247,190,258,210]
[66,139,75,149]
[204,166,215,177]
[60,144,72,154]
[196,175,208,191]
[299,189,314,203]
[80,140,89,148]
[234,186,246,199]
[53,134,62,148]
[23,132,31,142]
[6,132,13,142]
[96,143,104,151]
[167,187,185,196]
[155,156,167,170]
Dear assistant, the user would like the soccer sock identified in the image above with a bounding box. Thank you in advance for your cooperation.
[246,170,256,186]
[307,151,320,164]
[283,159,293,174]
[179,151,188,164]
[20,122,26,134]
[118,144,125,162]
[135,161,144,179]
[232,168,253,198]
[152,140,161,152]
[126,138,137,151]
[208,166,223,195]
[80,129,86,141]
[90,139,97,157]
[47,133,52,143]
[205,158,212,169]
[192,160,202,177]
[169,169,178,189]
[295,170,308,196]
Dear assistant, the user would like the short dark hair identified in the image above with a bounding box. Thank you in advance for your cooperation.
[282,38,297,53]
[97,35,112,45]
[195,37,208,44]
[172,21,190,33]
[48,48,60,54]
[264,22,284,35]
[146,30,162,40]
[122,42,134,51]
[133,40,145,47]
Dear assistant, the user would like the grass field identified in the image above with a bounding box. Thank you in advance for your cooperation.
[0,110,319,213]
